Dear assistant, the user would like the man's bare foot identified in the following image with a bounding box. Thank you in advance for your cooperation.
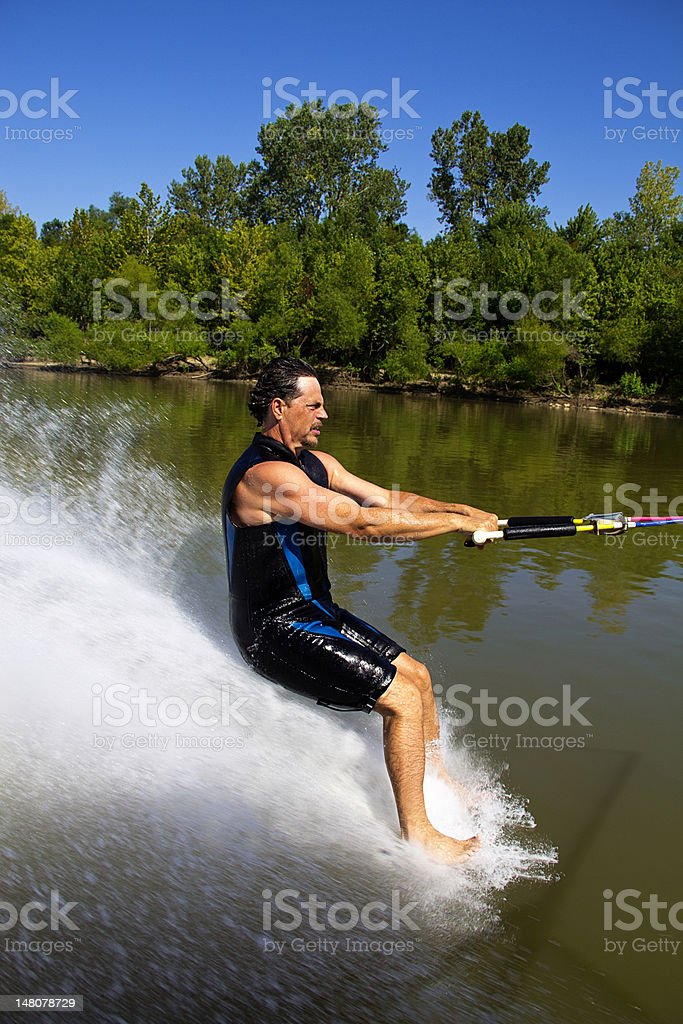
[410,827,480,865]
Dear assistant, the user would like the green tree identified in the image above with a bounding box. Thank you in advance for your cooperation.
[40,218,66,247]
[0,283,28,360]
[245,236,313,350]
[107,192,137,229]
[117,183,170,258]
[168,154,255,230]
[629,161,683,249]
[557,204,603,254]
[0,189,18,215]
[370,234,430,382]
[0,208,48,313]
[429,110,550,230]
[312,236,375,361]
[247,101,407,227]
[37,312,83,364]
[50,207,122,325]
[592,167,683,380]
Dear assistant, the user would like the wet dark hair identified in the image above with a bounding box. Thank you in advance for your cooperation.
[248,357,319,424]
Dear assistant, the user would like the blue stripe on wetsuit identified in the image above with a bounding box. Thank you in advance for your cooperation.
[274,521,313,600]
[290,619,346,639]
[225,515,236,573]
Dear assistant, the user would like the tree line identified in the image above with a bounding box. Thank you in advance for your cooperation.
[1,102,681,398]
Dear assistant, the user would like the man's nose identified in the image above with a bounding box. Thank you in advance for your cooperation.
[319,408,329,420]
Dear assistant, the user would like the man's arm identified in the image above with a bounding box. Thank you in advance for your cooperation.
[315,451,492,521]
[233,460,498,541]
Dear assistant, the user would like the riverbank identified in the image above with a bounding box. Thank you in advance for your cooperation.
[4,358,682,419]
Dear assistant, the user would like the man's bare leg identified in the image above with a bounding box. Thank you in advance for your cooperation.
[374,663,479,865]
[392,653,470,804]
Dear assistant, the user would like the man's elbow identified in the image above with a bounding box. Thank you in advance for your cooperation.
[335,515,372,539]
[346,509,392,539]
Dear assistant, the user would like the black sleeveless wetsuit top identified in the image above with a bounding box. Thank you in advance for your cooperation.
[221,432,334,654]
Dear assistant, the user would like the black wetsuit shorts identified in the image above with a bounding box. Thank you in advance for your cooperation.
[244,597,405,713]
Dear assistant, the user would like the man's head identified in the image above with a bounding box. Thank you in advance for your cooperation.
[248,356,328,452]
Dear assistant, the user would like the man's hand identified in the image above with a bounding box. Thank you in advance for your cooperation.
[463,508,500,548]
[467,509,499,531]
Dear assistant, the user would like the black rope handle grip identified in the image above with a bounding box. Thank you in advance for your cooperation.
[464,522,579,546]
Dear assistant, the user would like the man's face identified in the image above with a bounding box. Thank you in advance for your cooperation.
[282,376,328,450]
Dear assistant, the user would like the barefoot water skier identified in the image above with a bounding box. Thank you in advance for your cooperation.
[221,357,499,864]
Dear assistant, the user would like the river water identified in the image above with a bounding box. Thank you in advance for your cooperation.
[0,368,681,1024]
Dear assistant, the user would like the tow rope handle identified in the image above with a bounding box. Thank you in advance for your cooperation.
[464,514,628,547]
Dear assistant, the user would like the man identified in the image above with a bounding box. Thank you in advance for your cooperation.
[222,357,498,864]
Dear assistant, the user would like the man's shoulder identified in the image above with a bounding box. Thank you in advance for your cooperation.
[310,450,338,473]
[300,449,333,488]
[226,434,291,479]
[242,450,333,490]
[226,437,338,492]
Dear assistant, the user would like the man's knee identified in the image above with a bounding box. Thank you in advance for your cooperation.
[374,670,424,718]
[394,653,432,695]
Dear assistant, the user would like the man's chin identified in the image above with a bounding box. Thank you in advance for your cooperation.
[301,437,318,450]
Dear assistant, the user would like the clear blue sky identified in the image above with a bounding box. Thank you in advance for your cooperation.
[1,0,681,238]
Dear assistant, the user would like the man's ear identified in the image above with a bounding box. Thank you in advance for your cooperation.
[271,397,286,421]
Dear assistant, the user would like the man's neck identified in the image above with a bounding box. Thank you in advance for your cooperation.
[260,425,301,458]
